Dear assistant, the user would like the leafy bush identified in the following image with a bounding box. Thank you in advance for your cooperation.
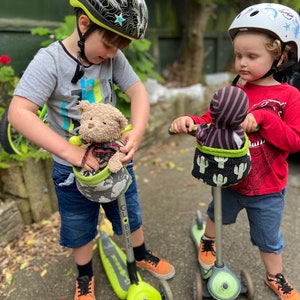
[0,55,19,108]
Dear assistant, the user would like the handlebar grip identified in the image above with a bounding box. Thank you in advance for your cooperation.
[168,125,198,135]
[168,128,176,135]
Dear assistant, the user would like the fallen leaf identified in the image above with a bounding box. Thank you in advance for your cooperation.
[176,167,185,172]
[20,261,29,270]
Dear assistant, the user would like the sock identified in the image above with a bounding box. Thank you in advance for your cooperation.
[77,259,93,279]
[133,243,147,261]
[267,273,278,281]
[202,234,215,240]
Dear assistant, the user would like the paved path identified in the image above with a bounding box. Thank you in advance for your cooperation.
[3,134,300,299]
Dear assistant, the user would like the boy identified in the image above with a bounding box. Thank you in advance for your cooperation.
[8,1,175,299]
[171,3,300,299]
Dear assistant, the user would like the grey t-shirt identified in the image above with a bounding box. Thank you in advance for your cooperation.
[14,41,139,165]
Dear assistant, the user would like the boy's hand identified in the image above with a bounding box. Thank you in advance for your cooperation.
[119,129,142,164]
[67,145,100,171]
[170,116,195,133]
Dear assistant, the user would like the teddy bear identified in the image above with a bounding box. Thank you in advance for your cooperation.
[71,100,132,203]
[191,86,251,187]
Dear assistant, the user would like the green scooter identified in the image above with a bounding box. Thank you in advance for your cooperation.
[99,192,173,300]
[190,188,255,300]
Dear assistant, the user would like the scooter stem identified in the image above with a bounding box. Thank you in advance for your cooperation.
[117,193,139,285]
[213,186,224,268]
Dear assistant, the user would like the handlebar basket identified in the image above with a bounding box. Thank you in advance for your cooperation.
[191,135,251,187]
[73,165,132,203]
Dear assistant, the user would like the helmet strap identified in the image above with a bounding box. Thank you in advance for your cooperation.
[71,18,98,84]
[76,16,98,63]
[261,43,291,79]
[232,75,240,86]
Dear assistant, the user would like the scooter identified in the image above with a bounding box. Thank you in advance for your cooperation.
[99,192,173,300]
[168,126,255,299]
[190,187,255,300]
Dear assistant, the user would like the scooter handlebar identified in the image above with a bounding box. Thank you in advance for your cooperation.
[168,125,198,135]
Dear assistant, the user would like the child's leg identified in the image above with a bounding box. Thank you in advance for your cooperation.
[198,188,241,269]
[103,162,175,280]
[260,251,282,276]
[124,163,175,280]
[203,216,215,238]
[73,240,94,266]
[198,216,216,269]
[52,162,99,299]
[131,226,144,247]
[262,251,300,298]
[246,190,300,297]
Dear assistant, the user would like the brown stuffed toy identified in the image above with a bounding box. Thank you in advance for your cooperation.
[71,101,132,203]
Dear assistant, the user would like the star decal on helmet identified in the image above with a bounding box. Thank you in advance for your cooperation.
[115,13,125,26]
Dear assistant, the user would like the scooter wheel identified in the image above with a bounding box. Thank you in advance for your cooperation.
[159,279,174,300]
[193,271,202,300]
[240,269,255,300]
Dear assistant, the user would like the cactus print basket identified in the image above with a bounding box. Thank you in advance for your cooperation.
[191,135,251,187]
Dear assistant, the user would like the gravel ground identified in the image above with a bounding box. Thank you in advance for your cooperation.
[2,134,300,300]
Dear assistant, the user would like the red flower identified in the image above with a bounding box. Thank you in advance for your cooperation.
[0,55,11,65]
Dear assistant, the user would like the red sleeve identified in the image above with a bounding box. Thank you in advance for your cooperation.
[188,109,212,124]
[252,89,300,153]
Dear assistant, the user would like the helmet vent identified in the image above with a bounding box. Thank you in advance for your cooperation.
[250,10,259,17]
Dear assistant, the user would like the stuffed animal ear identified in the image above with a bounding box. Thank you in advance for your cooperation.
[77,100,91,114]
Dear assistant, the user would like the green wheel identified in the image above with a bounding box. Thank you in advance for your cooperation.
[0,106,48,155]
[0,108,25,154]
[159,279,174,300]
[207,266,241,300]
[240,269,255,300]
[127,281,162,300]
[193,271,203,300]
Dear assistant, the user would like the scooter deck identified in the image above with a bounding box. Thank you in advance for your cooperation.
[190,219,214,281]
[190,221,205,249]
[99,231,141,299]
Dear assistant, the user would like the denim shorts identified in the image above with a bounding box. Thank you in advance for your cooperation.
[52,161,142,248]
[206,187,285,254]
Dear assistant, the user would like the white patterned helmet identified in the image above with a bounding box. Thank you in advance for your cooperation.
[228,3,300,62]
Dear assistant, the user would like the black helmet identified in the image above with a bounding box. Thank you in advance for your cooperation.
[70,0,148,40]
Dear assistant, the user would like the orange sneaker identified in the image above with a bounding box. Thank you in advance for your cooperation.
[74,276,96,300]
[136,250,175,280]
[198,237,216,269]
[265,273,300,300]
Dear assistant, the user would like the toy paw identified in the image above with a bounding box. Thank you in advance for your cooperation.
[108,152,125,173]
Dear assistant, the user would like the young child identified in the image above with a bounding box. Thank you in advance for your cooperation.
[171,3,300,299]
[8,0,175,299]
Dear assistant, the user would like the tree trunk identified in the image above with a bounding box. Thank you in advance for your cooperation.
[182,0,216,86]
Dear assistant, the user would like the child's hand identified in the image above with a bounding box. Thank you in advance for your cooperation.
[170,116,195,134]
[241,113,259,133]
[119,129,141,163]
[67,145,100,171]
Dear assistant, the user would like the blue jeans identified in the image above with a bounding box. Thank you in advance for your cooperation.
[52,161,142,248]
[206,187,285,254]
